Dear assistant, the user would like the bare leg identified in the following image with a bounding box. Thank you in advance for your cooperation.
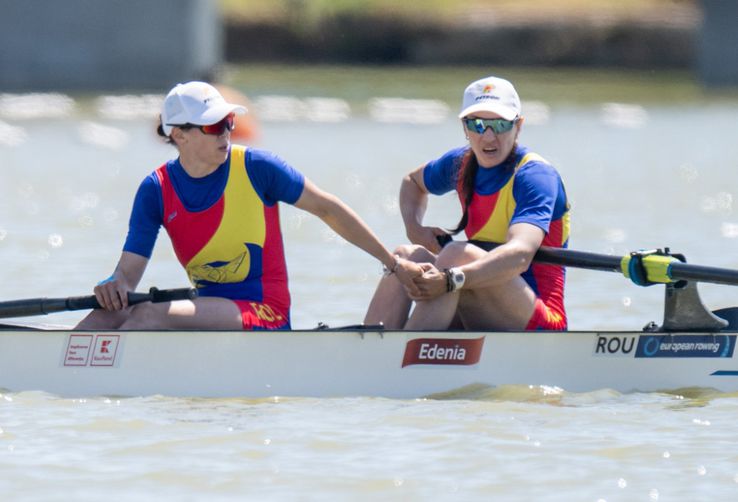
[75,309,129,329]
[363,274,413,329]
[405,241,537,331]
[405,290,461,330]
[74,297,244,330]
[456,275,536,330]
[364,245,435,329]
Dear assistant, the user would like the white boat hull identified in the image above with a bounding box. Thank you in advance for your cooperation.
[1,329,737,398]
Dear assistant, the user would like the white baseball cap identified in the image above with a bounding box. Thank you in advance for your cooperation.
[458,76,521,120]
[161,81,247,136]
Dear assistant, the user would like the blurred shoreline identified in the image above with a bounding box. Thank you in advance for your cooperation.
[222,1,700,69]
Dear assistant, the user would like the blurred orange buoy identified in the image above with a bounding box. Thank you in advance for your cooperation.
[215,84,261,144]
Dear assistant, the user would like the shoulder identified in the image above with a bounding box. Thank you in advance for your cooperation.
[243,148,305,204]
[141,163,169,191]
[245,148,303,182]
[514,147,560,178]
[429,146,469,166]
[424,146,470,176]
[132,168,165,217]
[246,147,293,170]
[148,158,185,186]
[149,159,172,180]
[423,146,470,194]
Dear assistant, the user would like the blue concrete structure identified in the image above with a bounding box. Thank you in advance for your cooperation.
[699,0,738,86]
[0,0,221,91]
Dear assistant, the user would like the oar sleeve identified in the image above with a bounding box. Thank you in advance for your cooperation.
[620,252,680,286]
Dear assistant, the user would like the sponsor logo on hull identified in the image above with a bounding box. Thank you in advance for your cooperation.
[594,334,736,358]
[402,337,484,367]
[64,335,93,366]
[635,335,735,358]
[63,334,120,367]
[594,335,638,356]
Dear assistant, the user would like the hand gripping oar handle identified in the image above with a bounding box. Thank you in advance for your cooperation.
[0,287,197,319]
[65,287,197,311]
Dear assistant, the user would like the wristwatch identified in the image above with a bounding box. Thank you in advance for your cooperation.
[446,267,466,292]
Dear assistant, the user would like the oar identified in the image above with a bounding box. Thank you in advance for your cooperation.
[466,241,738,330]
[467,240,738,287]
[532,247,738,287]
[0,287,197,319]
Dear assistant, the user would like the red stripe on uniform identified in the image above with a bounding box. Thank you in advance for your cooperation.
[260,203,291,312]
[157,166,224,266]
[464,192,499,239]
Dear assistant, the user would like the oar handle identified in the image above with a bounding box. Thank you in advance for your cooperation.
[65,287,197,311]
[0,287,198,319]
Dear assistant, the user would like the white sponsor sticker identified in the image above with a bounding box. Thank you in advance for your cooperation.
[64,335,93,366]
[90,335,120,367]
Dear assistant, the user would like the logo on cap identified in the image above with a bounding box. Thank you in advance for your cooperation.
[482,84,495,93]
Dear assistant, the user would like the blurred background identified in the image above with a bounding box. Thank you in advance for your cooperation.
[0,0,736,330]
[3,0,738,90]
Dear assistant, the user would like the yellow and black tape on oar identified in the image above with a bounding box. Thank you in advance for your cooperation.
[620,249,686,287]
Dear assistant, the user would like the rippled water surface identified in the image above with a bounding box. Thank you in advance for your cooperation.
[1,66,738,500]
[2,389,738,501]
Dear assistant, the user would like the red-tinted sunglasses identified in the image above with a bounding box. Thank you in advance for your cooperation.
[169,113,235,136]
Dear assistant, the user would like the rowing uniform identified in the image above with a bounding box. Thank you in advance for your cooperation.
[124,145,305,330]
[423,144,570,330]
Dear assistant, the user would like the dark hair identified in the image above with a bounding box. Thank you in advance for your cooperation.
[451,145,517,235]
[450,150,477,235]
[156,117,193,145]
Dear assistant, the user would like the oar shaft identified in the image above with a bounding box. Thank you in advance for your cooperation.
[534,246,738,287]
[471,240,625,272]
[534,247,622,273]
[669,262,738,286]
[0,298,71,318]
[0,287,197,319]
[470,240,738,286]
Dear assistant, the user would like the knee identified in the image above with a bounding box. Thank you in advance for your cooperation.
[435,241,481,269]
[394,244,434,263]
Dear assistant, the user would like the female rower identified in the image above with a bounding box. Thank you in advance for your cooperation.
[364,75,570,331]
[76,81,418,330]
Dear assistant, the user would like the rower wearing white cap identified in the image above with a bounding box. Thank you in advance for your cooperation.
[76,81,418,330]
[365,75,571,331]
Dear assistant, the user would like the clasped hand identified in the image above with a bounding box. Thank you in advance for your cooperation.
[393,259,446,301]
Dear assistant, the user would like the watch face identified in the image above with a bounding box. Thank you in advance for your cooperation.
[454,273,464,283]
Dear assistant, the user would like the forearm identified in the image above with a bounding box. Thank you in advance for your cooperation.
[315,193,396,269]
[461,241,535,290]
[109,251,149,289]
[94,251,149,310]
[399,175,429,240]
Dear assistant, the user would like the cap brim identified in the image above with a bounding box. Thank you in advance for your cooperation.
[458,103,518,121]
[194,103,248,125]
